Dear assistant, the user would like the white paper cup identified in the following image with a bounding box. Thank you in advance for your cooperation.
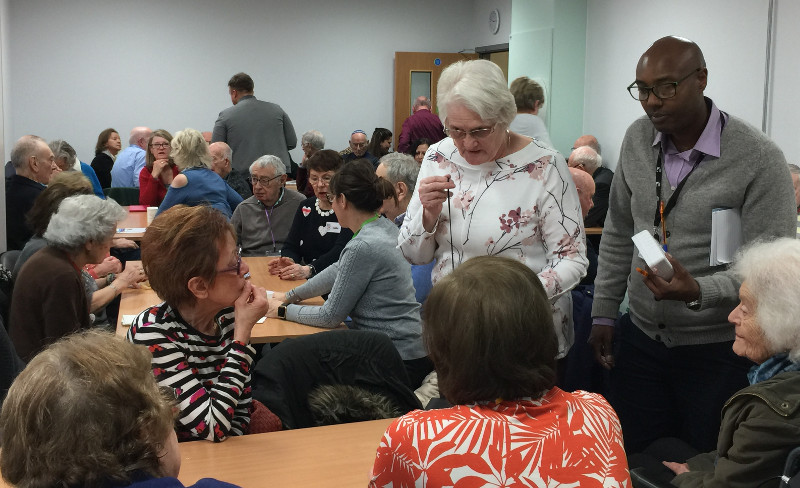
[266,290,274,299]
[146,207,158,224]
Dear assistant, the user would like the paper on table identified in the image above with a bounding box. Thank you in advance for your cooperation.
[710,208,742,265]
[117,227,147,234]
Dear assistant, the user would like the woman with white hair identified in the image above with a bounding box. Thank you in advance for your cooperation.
[49,138,105,197]
[157,128,243,218]
[297,129,325,197]
[399,59,588,359]
[629,238,800,487]
[8,194,129,361]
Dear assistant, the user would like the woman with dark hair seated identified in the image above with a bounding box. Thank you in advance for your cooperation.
[139,129,180,206]
[630,238,800,488]
[268,149,353,280]
[0,330,239,487]
[369,256,630,487]
[405,138,430,164]
[367,127,393,159]
[268,159,430,387]
[91,127,122,189]
[127,205,268,442]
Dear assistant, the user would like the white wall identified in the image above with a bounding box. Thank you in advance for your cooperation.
[768,0,800,162]
[4,0,483,165]
[584,0,771,170]
[472,0,512,48]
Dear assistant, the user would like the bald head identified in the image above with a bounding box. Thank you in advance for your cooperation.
[568,146,602,175]
[572,135,600,155]
[412,96,431,112]
[129,127,152,150]
[635,36,709,148]
[569,167,595,219]
[209,142,232,178]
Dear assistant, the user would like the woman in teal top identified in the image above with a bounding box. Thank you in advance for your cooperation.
[157,129,243,219]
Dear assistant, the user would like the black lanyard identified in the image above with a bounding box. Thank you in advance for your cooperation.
[652,149,706,228]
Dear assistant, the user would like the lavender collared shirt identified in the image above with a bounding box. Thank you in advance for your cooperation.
[592,99,727,328]
[653,100,728,189]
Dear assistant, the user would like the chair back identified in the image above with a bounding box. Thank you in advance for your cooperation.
[103,187,140,206]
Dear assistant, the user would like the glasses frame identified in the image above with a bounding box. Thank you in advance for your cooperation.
[627,68,703,102]
[150,142,171,148]
[325,193,337,204]
[216,249,242,276]
[308,175,333,187]
[444,125,497,140]
[248,174,283,187]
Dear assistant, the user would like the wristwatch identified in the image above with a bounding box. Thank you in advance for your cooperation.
[307,263,317,277]
[277,304,287,320]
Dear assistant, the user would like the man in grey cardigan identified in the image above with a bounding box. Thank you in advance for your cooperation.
[589,36,796,454]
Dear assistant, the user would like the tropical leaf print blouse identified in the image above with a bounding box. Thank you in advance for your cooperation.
[370,388,631,487]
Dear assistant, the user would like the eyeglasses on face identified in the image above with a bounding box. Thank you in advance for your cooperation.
[150,142,170,148]
[325,193,337,204]
[627,67,702,101]
[216,249,242,276]
[350,142,367,148]
[248,174,282,187]
[308,175,332,187]
[444,125,497,140]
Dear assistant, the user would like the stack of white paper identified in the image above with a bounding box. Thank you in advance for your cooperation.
[710,208,742,265]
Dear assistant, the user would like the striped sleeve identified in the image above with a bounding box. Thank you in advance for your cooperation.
[126,304,256,442]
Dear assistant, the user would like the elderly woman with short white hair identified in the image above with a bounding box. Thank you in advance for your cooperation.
[157,128,243,218]
[8,194,129,361]
[630,237,800,487]
[399,59,588,359]
[297,129,326,197]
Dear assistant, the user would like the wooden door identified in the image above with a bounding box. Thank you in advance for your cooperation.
[393,52,478,150]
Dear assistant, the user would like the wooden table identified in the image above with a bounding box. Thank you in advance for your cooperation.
[116,257,329,343]
[179,418,392,487]
[114,207,149,240]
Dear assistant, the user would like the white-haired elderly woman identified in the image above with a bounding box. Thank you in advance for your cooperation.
[297,129,325,197]
[8,194,130,362]
[49,139,104,198]
[157,128,243,219]
[231,155,306,257]
[624,238,800,488]
[399,59,588,359]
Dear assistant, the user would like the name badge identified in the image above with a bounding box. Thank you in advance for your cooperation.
[318,222,341,236]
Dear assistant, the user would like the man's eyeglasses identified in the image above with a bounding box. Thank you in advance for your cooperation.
[627,68,702,102]
[150,142,170,148]
[216,249,242,276]
[444,125,496,140]
[248,174,282,187]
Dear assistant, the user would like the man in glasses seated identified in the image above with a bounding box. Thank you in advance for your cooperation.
[231,155,305,256]
[589,35,796,456]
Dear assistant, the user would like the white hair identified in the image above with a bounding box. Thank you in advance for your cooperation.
[733,238,800,361]
[209,141,232,161]
[10,135,45,169]
[171,128,212,170]
[301,130,325,150]
[437,59,516,128]
[43,195,126,252]
[571,146,602,173]
[379,153,419,191]
[250,155,286,176]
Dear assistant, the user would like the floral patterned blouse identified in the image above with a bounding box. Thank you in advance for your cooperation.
[399,138,588,357]
[369,388,631,487]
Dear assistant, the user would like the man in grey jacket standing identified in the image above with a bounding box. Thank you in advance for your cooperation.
[212,72,297,173]
[589,36,796,454]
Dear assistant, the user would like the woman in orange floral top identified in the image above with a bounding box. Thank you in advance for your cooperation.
[370,256,630,487]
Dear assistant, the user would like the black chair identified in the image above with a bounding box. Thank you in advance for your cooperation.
[103,187,140,206]
[0,250,21,274]
[252,330,421,429]
[781,447,800,487]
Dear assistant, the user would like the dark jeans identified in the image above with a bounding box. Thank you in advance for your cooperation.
[611,313,751,454]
